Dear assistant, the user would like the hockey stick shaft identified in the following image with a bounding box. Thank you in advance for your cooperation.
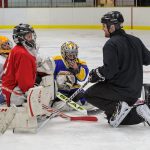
[42,104,98,122]
[56,80,89,114]
[69,80,89,101]
[49,109,98,121]
[56,92,88,115]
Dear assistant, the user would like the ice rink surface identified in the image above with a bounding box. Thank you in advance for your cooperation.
[1,29,150,150]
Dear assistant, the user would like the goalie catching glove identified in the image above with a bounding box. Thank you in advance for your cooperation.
[89,68,105,83]
[56,71,75,91]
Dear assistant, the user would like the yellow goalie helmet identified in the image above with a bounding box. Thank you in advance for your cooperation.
[0,36,13,54]
[61,41,79,68]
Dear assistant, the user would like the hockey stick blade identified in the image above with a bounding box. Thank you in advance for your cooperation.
[68,116,98,122]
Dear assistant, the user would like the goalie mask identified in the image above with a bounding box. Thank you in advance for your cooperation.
[13,23,37,50]
[0,36,13,55]
[61,41,79,68]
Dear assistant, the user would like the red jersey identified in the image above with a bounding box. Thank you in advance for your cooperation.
[2,45,36,106]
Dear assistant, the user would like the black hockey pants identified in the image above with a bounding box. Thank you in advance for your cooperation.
[84,82,144,125]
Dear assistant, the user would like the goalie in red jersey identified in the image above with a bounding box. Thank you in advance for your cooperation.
[2,23,38,107]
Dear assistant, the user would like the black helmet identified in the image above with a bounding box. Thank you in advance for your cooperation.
[101,11,124,27]
[13,23,36,49]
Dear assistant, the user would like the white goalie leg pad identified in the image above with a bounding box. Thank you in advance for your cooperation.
[27,86,45,117]
[40,75,56,105]
[0,105,17,134]
[39,86,54,107]
[27,85,55,117]
[9,106,38,132]
[0,106,39,133]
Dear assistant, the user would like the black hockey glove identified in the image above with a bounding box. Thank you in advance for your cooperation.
[89,68,105,83]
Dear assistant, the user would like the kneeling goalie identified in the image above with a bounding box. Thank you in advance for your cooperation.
[51,41,89,111]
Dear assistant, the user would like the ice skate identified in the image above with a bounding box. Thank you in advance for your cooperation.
[109,101,132,127]
[136,104,150,126]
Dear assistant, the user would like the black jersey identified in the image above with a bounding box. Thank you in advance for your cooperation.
[99,29,150,99]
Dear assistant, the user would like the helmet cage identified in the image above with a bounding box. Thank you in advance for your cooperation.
[61,41,78,67]
[22,32,36,50]
[64,49,78,61]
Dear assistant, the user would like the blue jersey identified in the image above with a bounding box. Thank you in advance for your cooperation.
[52,55,89,96]
[52,55,89,82]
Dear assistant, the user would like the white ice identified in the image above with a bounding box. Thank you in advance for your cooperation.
[1,29,150,150]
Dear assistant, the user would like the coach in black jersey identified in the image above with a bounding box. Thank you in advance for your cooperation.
[84,11,150,127]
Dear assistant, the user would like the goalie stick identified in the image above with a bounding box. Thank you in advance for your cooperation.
[69,80,89,101]
[42,104,98,122]
[56,92,102,115]
[37,104,98,132]
[56,92,87,115]
[56,80,89,115]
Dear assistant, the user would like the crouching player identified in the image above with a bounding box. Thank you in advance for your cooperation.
[0,24,53,134]
[51,41,89,111]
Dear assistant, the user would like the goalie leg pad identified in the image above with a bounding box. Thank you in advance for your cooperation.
[40,75,55,102]
[27,85,55,117]
[10,107,38,128]
[27,86,45,117]
[0,105,17,134]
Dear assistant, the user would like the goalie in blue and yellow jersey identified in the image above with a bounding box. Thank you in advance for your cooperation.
[51,41,89,110]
